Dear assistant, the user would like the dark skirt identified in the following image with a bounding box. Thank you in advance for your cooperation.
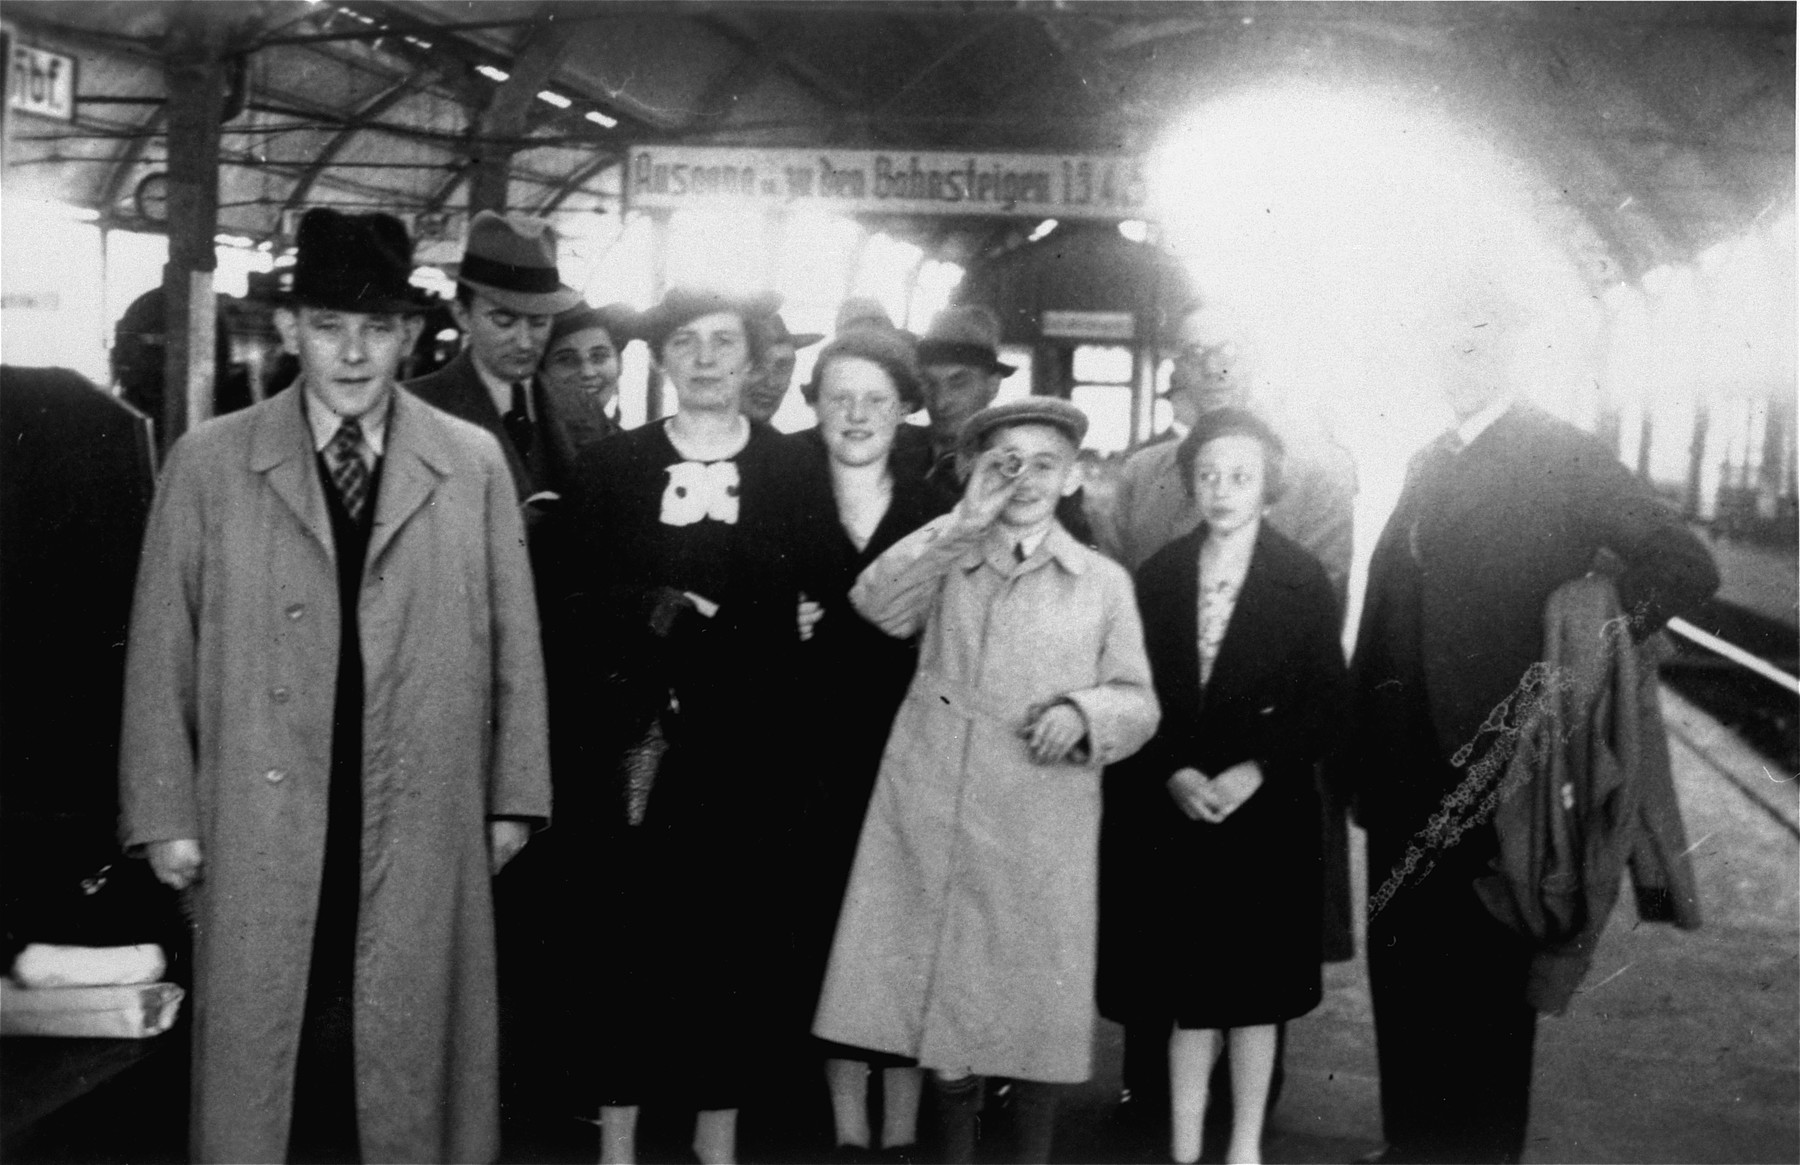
[1100,767,1324,1030]
[588,691,804,1111]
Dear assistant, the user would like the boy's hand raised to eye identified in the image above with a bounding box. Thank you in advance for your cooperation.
[952,449,1018,535]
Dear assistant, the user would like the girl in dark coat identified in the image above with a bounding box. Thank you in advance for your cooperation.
[1098,408,1348,1164]
[787,321,938,1159]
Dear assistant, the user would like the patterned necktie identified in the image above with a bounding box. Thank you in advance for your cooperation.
[503,381,535,456]
[326,417,371,522]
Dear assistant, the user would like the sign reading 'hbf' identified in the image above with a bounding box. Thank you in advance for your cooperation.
[628,146,1150,221]
[7,42,77,122]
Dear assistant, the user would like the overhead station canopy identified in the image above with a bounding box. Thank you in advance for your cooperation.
[1,0,1792,280]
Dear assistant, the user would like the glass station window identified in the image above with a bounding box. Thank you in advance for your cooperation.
[995,346,1034,405]
[1071,384,1133,454]
[1070,343,1134,454]
[1072,344,1132,385]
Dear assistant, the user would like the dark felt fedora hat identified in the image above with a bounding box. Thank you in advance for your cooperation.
[450,210,583,315]
[287,208,433,314]
[917,303,1015,375]
[637,286,781,355]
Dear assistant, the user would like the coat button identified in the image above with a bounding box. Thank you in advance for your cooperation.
[270,687,291,704]
[264,768,287,784]
[286,603,305,620]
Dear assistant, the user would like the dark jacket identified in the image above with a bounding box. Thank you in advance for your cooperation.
[1099,524,1349,1023]
[1474,575,1702,1015]
[405,348,615,504]
[1350,403,1719,828]
[406,347,614,784]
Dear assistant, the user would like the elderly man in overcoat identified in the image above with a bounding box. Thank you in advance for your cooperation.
[1348,286,1717,1163]
[119,208,549,1164]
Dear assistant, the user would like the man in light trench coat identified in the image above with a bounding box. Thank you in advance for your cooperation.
[119,208,550,1164]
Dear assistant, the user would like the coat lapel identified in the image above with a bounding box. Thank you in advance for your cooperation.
[434,352,534,500]
[367,390,450,569]
[250,390,335,563]
[1202,524,1294,702]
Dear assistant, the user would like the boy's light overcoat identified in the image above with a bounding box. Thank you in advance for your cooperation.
[814,515,1158,1082]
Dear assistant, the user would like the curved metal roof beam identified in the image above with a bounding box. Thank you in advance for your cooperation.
[535,150,621,215]
[97,105,168,217]
[468,17,567,213]
[282,74,428,214]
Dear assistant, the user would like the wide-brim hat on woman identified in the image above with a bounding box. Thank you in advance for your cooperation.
[287,208,434,314]
[636,286,781,355]
[803,323,923,411]
[449,210,583,316]
[956,396,1088,462]
[547,302,638,348]
[916,303,1016,375]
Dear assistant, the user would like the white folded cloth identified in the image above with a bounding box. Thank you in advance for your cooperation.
[11,943,166,988]
[0,979,185,1038]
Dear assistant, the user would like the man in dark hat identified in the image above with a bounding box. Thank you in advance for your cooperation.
[405,212,616,1152]
[915,303,1096,543]
[407,210,590,504]
[120,207,549,1165]
[742,309,824,424]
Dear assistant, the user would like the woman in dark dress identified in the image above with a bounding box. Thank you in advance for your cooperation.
[1097,408,1348,1165]
[787,322,938,1159]
[566,286,805,1165]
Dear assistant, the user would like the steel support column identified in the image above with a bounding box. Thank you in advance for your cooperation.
[158,11,227,451]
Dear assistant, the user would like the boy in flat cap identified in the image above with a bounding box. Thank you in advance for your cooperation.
[814,397,1160,1164]
[120,208,549,1164]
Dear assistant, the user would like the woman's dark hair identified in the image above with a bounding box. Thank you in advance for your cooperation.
[1177,406,1286,503]
[803,325,923,411]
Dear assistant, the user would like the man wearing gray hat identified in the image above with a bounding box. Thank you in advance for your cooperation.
[408,210,592,505]
[916,304,1097,543]
[742,309,824,424]
[407,211,603,1150]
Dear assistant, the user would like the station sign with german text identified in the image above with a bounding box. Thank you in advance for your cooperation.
[7,41,77,122]
[627,146,1149,221]
[1042,310,1136,341]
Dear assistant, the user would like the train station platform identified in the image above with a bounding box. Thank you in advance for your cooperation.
[1700,531,1798,632]
[1051,686,1800,1165]
[6,687,1795,1165]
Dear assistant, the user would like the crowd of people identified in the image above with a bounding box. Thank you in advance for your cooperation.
[117,206,1719,1165]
